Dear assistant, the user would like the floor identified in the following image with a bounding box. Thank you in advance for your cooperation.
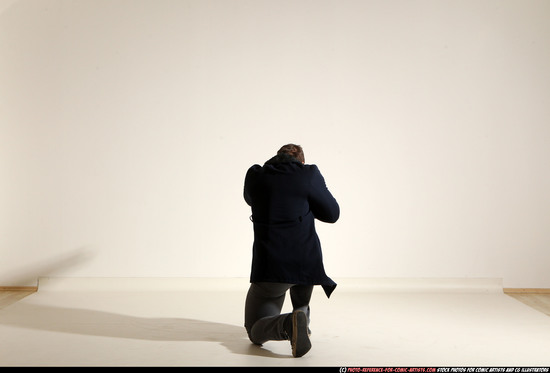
[1,278,550,367]
[505,292,550,317]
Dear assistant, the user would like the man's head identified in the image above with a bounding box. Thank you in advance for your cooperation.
[277,144,305,164]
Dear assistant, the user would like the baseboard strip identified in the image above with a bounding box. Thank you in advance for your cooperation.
[504,288,550,294]
[0,286,38,292]
[2,283,548,294]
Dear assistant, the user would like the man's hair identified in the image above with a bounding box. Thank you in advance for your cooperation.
[277,144,305,163]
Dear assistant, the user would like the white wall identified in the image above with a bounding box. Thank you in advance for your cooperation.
[1,0,549,287]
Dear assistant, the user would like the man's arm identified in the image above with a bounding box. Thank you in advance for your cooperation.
[308,165,340,223]
[243,165,260,206]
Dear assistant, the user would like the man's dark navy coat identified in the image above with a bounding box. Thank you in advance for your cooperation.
[244,153,340,298]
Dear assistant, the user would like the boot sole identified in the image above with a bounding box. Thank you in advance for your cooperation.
[292,310,311,357]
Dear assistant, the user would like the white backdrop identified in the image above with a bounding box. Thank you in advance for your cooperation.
[1,0,549,287]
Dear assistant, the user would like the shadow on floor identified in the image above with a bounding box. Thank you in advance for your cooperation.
[0,303,290,359]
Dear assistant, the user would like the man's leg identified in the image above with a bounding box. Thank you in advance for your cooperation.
[289,285,314,357]
[244,282,293,346]
[289,285,313,319]
[290,284,314,334]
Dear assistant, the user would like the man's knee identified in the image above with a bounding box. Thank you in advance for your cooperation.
[245,324,264,346]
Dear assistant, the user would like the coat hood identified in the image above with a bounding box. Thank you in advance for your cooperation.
[264,153,303,165]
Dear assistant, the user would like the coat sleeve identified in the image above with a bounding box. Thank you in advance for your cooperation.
[243,165,260,206]
[308,165,340,223]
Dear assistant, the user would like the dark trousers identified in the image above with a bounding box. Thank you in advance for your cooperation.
[244,282,313,345]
